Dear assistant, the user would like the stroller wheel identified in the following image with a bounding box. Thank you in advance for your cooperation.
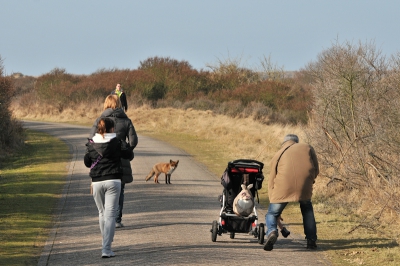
[230,232,235,239]
[211,220,218,242]
[258,223,265,244]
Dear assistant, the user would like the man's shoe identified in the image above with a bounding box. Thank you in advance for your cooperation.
[280,227,290,238]
[307,239,317,249]
[115,222,124,228]
[263,231,278,251]
[101,251,115,258]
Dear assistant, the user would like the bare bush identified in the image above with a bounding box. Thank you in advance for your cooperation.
[206,55,260,90]
[304,40,400,221]
[258,54,286,81]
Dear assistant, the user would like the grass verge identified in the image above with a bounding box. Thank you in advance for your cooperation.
[0,129,70,265]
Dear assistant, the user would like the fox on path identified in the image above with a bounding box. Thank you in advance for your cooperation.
[145,160,179,184]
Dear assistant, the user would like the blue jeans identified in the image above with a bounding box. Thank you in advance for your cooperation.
[92,180,121,254]
[116,183,125,223]
[265,200,317,241]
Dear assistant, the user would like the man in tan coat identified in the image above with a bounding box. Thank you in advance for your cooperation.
[263,134,319,251]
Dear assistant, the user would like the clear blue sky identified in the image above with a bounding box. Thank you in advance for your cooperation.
[1,0,398,76]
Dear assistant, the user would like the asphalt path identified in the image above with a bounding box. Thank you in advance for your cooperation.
[22,121,331,266]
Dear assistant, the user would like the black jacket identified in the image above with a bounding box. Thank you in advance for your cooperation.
[84,137,134,182]
[89,108,138,149]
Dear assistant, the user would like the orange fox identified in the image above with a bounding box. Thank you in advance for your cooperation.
[145,160,179,184]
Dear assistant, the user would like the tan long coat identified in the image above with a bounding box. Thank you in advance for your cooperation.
[268,140,319,203]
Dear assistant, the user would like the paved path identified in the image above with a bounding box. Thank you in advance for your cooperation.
[22,121,331,266]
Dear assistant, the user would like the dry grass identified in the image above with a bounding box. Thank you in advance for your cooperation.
[12,99,302,173]
[133,106,302,162]
[11,99,400,265]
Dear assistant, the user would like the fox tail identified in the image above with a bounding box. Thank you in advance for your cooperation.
[145,170,155,181]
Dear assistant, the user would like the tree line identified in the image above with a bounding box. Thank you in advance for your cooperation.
[11,56,312,124]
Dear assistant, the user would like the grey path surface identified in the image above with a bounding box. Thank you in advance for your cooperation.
[22,121,331,266]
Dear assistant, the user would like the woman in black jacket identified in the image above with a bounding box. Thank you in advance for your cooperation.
[84,118,134,258]
[89,95,138,228]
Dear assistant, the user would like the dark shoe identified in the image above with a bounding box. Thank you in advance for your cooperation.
[280,227,290,238]
[263,231,278,251]
[307,239,317,249]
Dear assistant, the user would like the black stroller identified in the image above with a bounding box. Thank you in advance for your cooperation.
[210,159,265,244]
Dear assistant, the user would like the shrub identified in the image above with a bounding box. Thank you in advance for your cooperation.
[11,74,36,96]
[138,57,201,101]
[36,68,81,112]
[0,56,24,158]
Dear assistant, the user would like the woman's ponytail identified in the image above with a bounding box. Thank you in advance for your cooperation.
[97,118,114,137]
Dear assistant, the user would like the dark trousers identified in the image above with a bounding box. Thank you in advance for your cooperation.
[116,183,125,223]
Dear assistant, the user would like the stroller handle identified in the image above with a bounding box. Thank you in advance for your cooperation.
[228,159,264,170]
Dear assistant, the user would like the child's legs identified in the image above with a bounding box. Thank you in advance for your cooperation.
[277,216,284,230]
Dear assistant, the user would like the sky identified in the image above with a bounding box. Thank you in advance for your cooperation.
[1,0,399,77]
